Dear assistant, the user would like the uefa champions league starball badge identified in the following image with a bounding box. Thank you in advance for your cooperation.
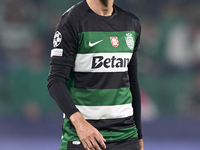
[125,33,134,50]
[53,31,62,48]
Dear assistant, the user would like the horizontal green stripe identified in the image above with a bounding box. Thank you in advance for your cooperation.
[100,125,138,141]
[78,31,138,54]
[69,88,132,106]
[62,118,138,142]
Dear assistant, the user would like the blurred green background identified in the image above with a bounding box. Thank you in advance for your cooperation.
[1,0,200,121]
[0,0,200,149]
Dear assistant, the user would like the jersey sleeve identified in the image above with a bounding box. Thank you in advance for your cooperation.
[128,52,143,139]
[50,13,78,67]
[47,13,79,118]
[134,19,141,51]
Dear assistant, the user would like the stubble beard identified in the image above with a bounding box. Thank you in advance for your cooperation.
[100,0,108,7]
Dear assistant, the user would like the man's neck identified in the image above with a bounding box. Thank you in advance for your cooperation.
[86,0,114,16]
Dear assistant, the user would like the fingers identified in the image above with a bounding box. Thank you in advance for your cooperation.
[95,134,106,149]
[139,139,144,150]
[81,134,106,150]
[82,139,99,150]
[86,139,95,150]
[98,132,106,141]
[81,141,88,150]
[82,140,94,150]
[90,138,102,150]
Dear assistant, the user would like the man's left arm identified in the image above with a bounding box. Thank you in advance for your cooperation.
[128,52,144,150]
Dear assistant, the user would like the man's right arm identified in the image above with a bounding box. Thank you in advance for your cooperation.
[47,55,106,150]
[47,13,106,150]
[47,13,80,118]
[47,64,79,118]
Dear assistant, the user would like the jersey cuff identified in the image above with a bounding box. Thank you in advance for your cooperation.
[66,109,80,119]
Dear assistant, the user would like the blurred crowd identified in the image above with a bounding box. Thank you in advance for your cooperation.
[0,0,200,121]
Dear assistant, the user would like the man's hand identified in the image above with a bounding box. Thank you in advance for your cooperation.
[139,139,144,150]
[70,112,106,150]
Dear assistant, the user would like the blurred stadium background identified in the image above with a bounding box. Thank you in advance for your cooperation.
[0,0,200,149]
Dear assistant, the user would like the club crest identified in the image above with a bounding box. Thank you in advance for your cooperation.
[110,37,119,47]
[125,33,134,50]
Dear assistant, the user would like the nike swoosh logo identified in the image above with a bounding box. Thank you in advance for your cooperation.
[89,40,103,47]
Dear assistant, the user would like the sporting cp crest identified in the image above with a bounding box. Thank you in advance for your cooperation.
[125,33,134,50]
[110,37,119,47]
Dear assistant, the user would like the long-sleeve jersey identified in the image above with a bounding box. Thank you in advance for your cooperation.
[47,0,142,147]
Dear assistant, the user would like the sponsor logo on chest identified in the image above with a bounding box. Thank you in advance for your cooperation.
[92,55,130,69]
[74,53,132,72]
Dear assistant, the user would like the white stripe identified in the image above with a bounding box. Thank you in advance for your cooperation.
[51,48,63,57]
[74,53,132,72]
[76,104,133,120]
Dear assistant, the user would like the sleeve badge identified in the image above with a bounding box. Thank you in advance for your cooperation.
[53,31,62,48]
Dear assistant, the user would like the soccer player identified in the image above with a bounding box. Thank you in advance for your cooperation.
[47,0,144,150]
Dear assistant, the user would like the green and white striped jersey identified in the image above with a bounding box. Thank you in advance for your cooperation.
[50,0,141,147]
